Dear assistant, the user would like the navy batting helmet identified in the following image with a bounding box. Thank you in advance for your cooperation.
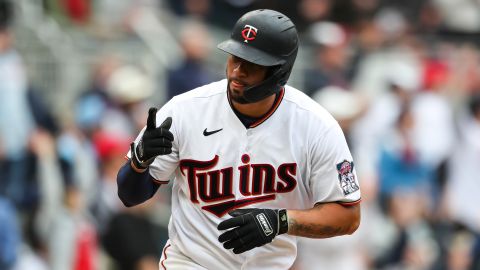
[217,9,299,103]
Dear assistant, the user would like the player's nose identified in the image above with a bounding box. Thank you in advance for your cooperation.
[232,62,248,78]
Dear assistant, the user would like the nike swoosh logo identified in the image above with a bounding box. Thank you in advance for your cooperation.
[203,128,223,136]
[202,194,276,217]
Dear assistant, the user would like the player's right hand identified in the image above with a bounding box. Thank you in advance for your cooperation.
[131,107,174,170]
[217,208,288,254]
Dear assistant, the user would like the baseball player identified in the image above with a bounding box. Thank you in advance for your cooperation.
[117,9,361,269]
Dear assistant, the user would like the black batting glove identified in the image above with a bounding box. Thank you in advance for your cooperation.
[217,208,289,254]
[131,107,174,170]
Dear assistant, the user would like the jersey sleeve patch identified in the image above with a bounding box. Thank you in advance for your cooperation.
[336,160,359,196]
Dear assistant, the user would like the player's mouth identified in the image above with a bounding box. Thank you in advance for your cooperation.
[230,79,247,90]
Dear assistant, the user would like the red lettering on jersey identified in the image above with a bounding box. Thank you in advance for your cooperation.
[198,168,234,203]
[202,195,275,217]
[277,163,297,193]
[180,155,219,203]
[239,154,251,196]
[239,164,251,196]
[251,164,275,195]
[179,155,298,217]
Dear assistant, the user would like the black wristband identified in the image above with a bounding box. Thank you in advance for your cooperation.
[278,209,288,235]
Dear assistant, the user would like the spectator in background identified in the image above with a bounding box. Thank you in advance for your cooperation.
[0,196,20,270]
[444,92,480,269]
[90,0,139,36]
[410,95,454,194]
[63,0,91,24]
[69,54,124,210]
[347,17,386,83]
[64,63,151,214]
[42,0,91,26]
[350,59,422,184]
[55,125,99,221]
[166,0,212,22]
[415,1,443,37]
[90,131,131,234]
[297,0,332,27]
[411,54,455,200]
[283,0,332,33]
[101,64,153,137]
[0,0,37,207]
[303,21,352,97]
[0,0,61,212]
[350,8,416,101]
[74,54,122,139]
[312,85,365,142]
[374,189,439,269]
[166,20,218,100]
[47,178,98,270]
[446,230,477,270]
[102,199,168,270]
[377,105,433,205]
[13,209,49,270]
[431,0,480,34]
[352,46,456,195]
[209,0,258,30]
[168,0,265,31]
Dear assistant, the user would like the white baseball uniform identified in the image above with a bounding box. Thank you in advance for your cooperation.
[128,79,361,269]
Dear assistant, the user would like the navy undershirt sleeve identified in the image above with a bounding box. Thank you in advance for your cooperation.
[117,160,161,207]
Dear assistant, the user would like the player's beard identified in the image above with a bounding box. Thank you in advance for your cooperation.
[227,78,251,104]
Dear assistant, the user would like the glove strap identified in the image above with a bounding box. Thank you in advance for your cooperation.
[130,142,148,170]
[278,209,289,235]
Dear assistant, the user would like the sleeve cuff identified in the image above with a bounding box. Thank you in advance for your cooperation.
[338,198,361,206]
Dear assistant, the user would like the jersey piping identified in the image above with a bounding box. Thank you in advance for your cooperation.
[227,88,285,129]
[160,243,171,270]
[338,198,362,206]
[250,88,284,128]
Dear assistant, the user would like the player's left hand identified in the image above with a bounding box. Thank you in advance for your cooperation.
[217,208,288,254]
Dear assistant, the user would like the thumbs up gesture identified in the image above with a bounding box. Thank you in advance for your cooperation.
[131,107,174,170]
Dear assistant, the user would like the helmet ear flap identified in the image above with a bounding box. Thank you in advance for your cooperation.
[265,65,280,79]
[242,66,285,102]
[242,47,297,103]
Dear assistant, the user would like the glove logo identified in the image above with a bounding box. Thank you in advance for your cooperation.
[137,141,145,158]
[256,213,273,236]
[242,25,258,43]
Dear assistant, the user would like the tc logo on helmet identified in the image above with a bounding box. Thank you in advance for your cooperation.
[241,25,258,43]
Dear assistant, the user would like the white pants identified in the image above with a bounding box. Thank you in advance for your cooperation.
[159,240,208,270]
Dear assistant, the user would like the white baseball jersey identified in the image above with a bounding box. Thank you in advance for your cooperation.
[128,79,361,269]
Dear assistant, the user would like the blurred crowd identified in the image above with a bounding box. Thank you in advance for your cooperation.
[1,0,480,270]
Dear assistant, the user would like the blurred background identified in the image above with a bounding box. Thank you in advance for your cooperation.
[0,0,479,269]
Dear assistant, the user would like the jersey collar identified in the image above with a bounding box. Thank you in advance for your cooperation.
[228,87,285,129]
